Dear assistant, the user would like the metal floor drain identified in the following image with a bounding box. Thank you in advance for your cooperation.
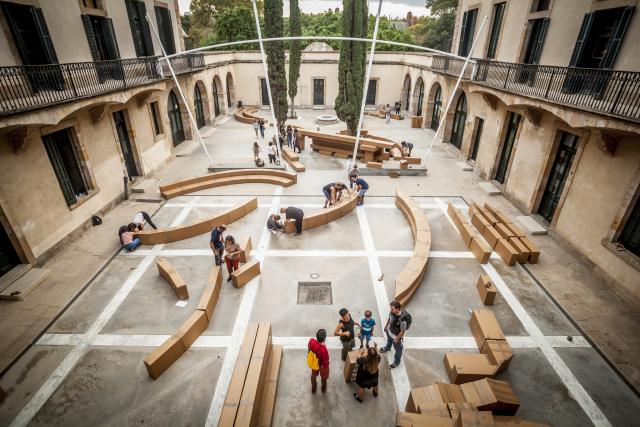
[297,281,332,305]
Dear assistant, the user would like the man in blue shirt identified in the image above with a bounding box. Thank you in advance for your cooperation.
[209,224,227,265]
[355,177,369,206]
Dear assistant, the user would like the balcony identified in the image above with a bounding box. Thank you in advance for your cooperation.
[0,53,205,117]
[431,56,640,123]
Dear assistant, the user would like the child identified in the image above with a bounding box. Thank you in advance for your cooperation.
[359,310,376,348]
[253,141,261,161]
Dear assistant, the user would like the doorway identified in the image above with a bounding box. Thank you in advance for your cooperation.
[450,93,467,149]
[495,111,521,184]
[469,117,484,161]
[167,91,185,146]
[430,85,442,130]
[0,223,20,278]
[194,84,205,127]
[538,131,579,222]
[313,79,324,106]
[113,110,139,179]
[366,79,377,106]
[260,78,269,106]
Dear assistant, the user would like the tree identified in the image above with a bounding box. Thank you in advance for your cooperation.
[411,0,458,52]
[203,6,258,50]
[188,0,262,47]
[288,0,302,117]
[335,0,368,135]
[264,0,288,128]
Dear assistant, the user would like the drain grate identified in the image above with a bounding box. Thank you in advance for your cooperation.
[297,281,332,305]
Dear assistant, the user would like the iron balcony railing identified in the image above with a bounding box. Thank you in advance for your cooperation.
[431,56,473,80]
[0,53,205,116]
[431,55,640,123]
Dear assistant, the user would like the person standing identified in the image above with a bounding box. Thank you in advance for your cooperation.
[348,164,359,188]
[267,142,276,164]
[385,104,391,124]
[253,119,259,138]
[354,343,381,402]
[132,211,157,230]
[358,309,376,348]
[259,119,265,139]
[395,101,401,115]
[335,308,357,361]
[293,129,301,153]
[286,125,293,149]
[380,300,411,368]
[280,206,304,236]
[253,141,261,162]
[209,224,227,266]
[355,177,369,206]
[308,329,330,394]
[223,235,242,282]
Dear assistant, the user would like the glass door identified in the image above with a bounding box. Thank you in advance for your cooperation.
[450,94,467,149]
[113,110,139,179]
[495,112,521,184]
[469,117,484,161]
[313,79,324,106]
[194,85,205,128]
[168,91,185,146]
[538,132,579,222]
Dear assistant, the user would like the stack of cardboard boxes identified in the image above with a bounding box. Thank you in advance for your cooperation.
[443,310,513,384]
[447,203,492,264]
[468,202,540,267]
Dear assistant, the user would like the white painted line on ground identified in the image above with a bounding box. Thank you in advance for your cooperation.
[356,206,411,410]
[37,333,83,346]
[204,186,282,427]
[165,201,466,211]
[9,198,201,427]
[266,249,368,257]
[482,263,611,426]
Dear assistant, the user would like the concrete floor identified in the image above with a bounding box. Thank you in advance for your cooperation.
[1,108,639,426]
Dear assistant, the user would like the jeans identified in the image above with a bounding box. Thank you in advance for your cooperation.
[213,245,224,265]
[124,238,141,251]
[341,338,355,361]
[260,128,265,138]
[268,154,276,164]
[359,333,372,347]
[383,329,403,365]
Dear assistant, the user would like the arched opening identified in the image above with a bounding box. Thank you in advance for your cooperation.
[413,77,425,116]
[226,72,235,109]
[212,77,221,117]
[429,84,442,131]
[167,90,185,146]
[450,93,467,150]
[401,74,411,111]
[194,84,205,128]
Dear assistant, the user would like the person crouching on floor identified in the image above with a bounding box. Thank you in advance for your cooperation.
[266,214,283,234]
[121,223,141,252]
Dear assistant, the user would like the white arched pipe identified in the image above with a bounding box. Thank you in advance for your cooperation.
[145,13,214,167]
[424,16,488,165]
[350,0,384,166]
[251,0,282,159]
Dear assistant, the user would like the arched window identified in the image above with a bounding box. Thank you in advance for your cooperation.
[430,86,442,131]
[167,91,185,146]
[194,85,205,128]
[414,78,425,115]
[401,74,411,111]
[450,93,467,149]
[212,78,220,117]
[226,73,234,108]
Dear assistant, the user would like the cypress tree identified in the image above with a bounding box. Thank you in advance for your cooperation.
[335,0,368,135]
[264,0,288,129]
[288,0,302,117]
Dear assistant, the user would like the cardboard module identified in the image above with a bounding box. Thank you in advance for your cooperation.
[469,309,506,350]
[457,408,495,427]
[469,237,492,264]
[495,238,518,266]
[476,273,497,305]
[257,344,283,427]
[197,265,222,321]
[462,378,520,415]
[436,382,466,403]
[343,348,367,382]
[481,339,513,374]
[176,310,208,349]
[444,353,498,384]
[367,161,383,168]
[239,236,252,263]
[396,412,456,427]
[406,385,446,413]
[156,258,189,300]
[482,226,502,249]
[143,335,185,380]
[231,259,261,289]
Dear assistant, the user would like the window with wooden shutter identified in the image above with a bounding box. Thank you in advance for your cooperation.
[125,0,154,57]
[530,18,549,64]
[458,11,468,56]
[43,130,89,207]
[602,6,634,70]
[568,13,594,67]
[155,6,175,55]
[486,2,505,59]
[81,15,101,61]
[619,198,640,257]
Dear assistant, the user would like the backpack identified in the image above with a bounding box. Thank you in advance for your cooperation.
[400,311,412,331]
[92,215,102,226]
[307,350,319,371]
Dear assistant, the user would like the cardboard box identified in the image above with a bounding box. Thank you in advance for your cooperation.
[143,335,186,379]
[444,353,498,384]
[495,239,518,266]
[457,409,495,427]
[239,236,252,263]
[236,323,272,427]
[505,223,526,238]
[156,258,189,300]
[406,385,446,412]
[471,212,491,234]
[197,266,222,322]
[470,237,492,264]
[396,412,456,427]
[495,212,512,226]
[460,223,478,247]
[344,348,367,382]
[231,259,261,289]
[436,382,466,403]
[446,403,477,419]
[483,202,499,217]
[482,226,501,249]
[508,237,529,264]
[481,340,513,374]
[464,378,520,415]
[400,160,409,169]
[367,161,383,168]
[495,223,516,240]
[176,310,208,349]
[483,211,499,226]
[476,273,497,305]
[519,237,540,264]
[469,309,506,350]
[257,344,283,427]
[447,203,458,221]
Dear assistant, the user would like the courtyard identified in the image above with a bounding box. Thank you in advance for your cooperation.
[0,110,638,426]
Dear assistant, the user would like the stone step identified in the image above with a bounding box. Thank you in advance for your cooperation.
[0,264,32,293]
[0,268,50,301]
[456,161,473,171]
[479,181,502,196]
[516,215,548,235]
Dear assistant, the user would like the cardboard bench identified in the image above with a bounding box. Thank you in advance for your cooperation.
[482,202,541,265]
[444,353,499,384]
[461,378,520,415]
[481,339,513,374]
[406,385,446,413]
[219,323,282,427]
[476,273,497,305]
[284,192,358,233]
[197,265,223,322]
[231,259,261,289]
[159,169,297,199]
[281,147,305,172]
[395,190,431,306]
[234,107,268,125]
[156,258,189,300]
[138,198,258,245]
[396,412,456,427]
[239,236,252,264]
[367,161,383,168]
[495,238,518,266]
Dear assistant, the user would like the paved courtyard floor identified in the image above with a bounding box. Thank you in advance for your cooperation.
[1,109,639,426]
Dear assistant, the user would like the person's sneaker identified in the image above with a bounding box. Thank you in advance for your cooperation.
[379,348,388,353]
[311,386,317,394]
[389,363,398,369]
[295,232,302,236]
[226,277,232,282]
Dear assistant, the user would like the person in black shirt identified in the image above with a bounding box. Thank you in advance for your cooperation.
[334,307,357,361]
[280,206,304,236]
[322,182,347,208]
[209,224,227,265]
[380,300,410,368]
[354,342,381,402]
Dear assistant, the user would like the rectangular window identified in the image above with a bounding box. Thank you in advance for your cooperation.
[530,0,550,12]
[125,0,154,57]
[495,112,521,184]
[313,79,324,106]
[619,198,640,257]
[522,18,549,65]
[469,117,484,161]
[458,8,478,57]
[150,101,163,135]
[486,2,505,59]
[260,78,269,106]
[538,131,579,222]
[154,6,176,55]
[42,128,90,206]
[366,79,377,106]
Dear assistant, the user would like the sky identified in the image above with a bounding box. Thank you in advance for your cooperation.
[177,0,429,19]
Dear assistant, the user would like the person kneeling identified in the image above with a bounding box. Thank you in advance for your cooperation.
[267,214,283,235]
[120,223,141,252]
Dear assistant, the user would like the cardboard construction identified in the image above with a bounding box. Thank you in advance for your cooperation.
[469,309,506,350]
[495,239,518,266]
[505,222,526,238]
[508,237,530,264]
[519,237,540,264]
[257,344,283,427]
[239,236,252,263]
[157,258,189,300]
[481,339,513,374]
[176,310,208,350]
[343,348,367,382]
[470,237,492,264]
[444,353,499,384]
[143,335,186,379]
[482,226,502,249]
[460,223,479,247]
[436,382,466,403]
[406,385,446,412]
[236,323,272,427]
[457,409,495,427]
[476,273,497,305]
[231,259,261,289]
[197,266,222,322]
[396,412,456,427]
[471,212,491,234]
[483,202,499,216]
[495,223,516,240]
[495,211,513,226]
[367,161,383,168]
[463,378,520,416]
[446,403,477,419]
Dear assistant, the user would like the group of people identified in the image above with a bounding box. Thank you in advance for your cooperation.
[118,211,157,252]
[252,120,302,166]
[266,206,305,236]
[209,223,246,280]
[307,301,412,401]
[347,165,369,205]
[252,118,266,139]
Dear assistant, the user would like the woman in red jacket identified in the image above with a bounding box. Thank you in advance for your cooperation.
[308,329,330,393]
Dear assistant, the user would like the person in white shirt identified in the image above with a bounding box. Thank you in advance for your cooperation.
[267,142,277,164]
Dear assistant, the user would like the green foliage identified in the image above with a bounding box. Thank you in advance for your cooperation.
[188,0,262,47]
[411,0,457,52]
[202,6,259,50]
[288,0,302,114]
[300,10,343,50]
[369,16,414,51]
[264,0,288,127]
[335,0,368,136]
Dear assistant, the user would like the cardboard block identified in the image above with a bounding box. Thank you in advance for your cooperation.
[458,409,495,427]
[396,412,456,427]
[495,211,512,225]
[176,310,208,350]
[495,239,518,266]
[495,223,516,240]
[444,353,498,384]
[472,212,491,234]
[197,266,222,322]
[505,222,526,238]
[481,339,513,374]
[508,237,529,264]
[236,323,272,427]
[367,161,383,168]
[405,157,421,164]
[466,378,520,416]
[156,258,189,300]
[469,309,506,350]
[344,348,367,382]
[406,385,446,412]
[483,211,499,226]
[400,160,409,169]
[447,403,477,418]
[284,219,296,234]
[389,171,400,178]
[436,382,466,403]
[257,344,283,427]
[447,203,458,220]
[476,273,497,305]
[143,335,186,379]
[231,259,261,289]
[326,205,343,223]
[460,223,477,247]
[482,226,501,249]
[303,213,327,229]
[470,237,492,264]
[519,237,540,264]
[239,236,252,263]
[483,202,499,216]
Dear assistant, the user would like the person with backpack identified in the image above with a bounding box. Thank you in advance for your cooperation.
[308,328,330,394]
[380,300,411,368]
[335,308,357,361]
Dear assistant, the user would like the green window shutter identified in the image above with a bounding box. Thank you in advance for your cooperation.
[156,6,175,55]
[125,0,143,56]
[569,13,593,67]
[487,3,505,59]
[531,18,549,64]
[102,18,121,59]
[43,135,77,206]
[136,1,154,56]
[602,6,635,69]
[458,11,468,56]
[465,9,478,56]
[1,3,30,64]
[81,15,101,61]
[31,8,59,64]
